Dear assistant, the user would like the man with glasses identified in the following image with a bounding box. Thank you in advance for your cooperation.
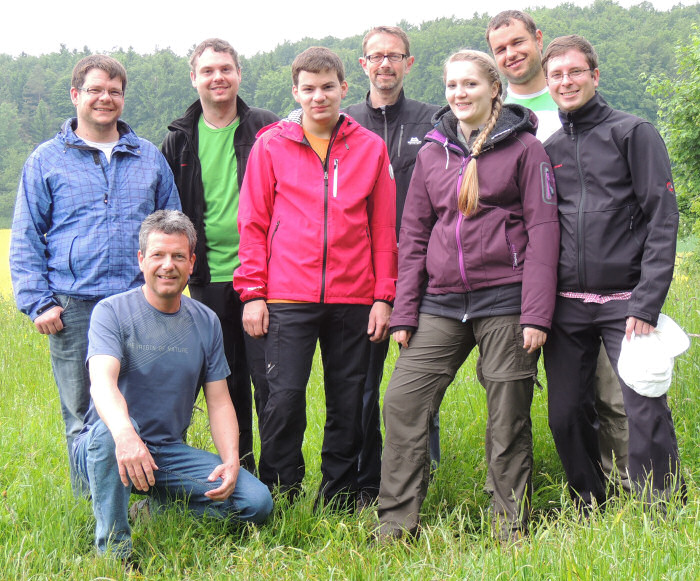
[486,10,630,493]
[542,35,684,509]
[10,54,180,496]
[344,26,440,508]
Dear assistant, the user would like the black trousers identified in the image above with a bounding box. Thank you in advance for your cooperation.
[189,282,267,474]
[544,297,683,506]
[260,303,371,506]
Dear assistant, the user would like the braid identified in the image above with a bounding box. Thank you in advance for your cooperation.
[458,99,503,216]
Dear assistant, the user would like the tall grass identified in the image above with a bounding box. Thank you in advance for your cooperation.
[0,229,12,299]
[0,249,698,579]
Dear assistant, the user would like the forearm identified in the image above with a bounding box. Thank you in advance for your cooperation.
[205,385,240,465]
[90,355,135,438]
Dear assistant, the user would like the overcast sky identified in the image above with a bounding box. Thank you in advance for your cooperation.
[1,0,695,58]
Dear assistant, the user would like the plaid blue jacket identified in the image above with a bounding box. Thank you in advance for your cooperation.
[10,118,181,320]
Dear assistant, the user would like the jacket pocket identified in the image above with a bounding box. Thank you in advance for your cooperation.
[267,220,280,265]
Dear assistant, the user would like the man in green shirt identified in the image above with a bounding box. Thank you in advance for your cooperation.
[486,11,629,491]
[162,39,279,473]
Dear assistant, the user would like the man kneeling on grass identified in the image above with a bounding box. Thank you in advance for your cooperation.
[71,210,272,561]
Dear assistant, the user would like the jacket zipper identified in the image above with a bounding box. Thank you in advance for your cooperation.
[89,150,110,204]
[333,159,339,197]
[317,120,343,303]
[455,156,471,292]
[381,106,396,183]
[572,119,587,290]
[506,232,518,269]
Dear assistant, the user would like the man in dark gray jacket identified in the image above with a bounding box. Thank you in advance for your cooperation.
[162,38,278,473]
[344,26,439,507]
[486,9,629,493]
[542,35,684,509]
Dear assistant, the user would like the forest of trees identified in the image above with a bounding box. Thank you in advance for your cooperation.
[1,0,699,227]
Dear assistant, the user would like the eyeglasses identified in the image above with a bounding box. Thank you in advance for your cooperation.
[364,53,407,64]
[78,87,124,99]
[546,69,593,83]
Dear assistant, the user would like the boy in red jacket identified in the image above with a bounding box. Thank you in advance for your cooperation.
[234,46,397,510]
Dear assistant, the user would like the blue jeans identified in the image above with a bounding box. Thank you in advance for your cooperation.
[48,294,98,495]
[72,420,273,558]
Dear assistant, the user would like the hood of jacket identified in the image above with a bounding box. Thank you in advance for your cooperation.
[428,103,538,155]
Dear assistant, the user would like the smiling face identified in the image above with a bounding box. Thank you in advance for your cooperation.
[293,69,348,137]
[70,68,124,140]
[546,49,599,113]
[190,47,241,109]
[138,231,195,312]
[445,60,499,134]
[488,19,544,91]
[360,32,414,97]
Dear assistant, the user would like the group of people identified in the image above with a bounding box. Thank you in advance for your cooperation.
[10,10,684,561]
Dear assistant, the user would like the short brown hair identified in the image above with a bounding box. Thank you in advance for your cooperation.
[542,35,598,75]
[71,55,127,92]
[485,10,538,49]
[361,26,411,57]
[189,38,240,72]
[292,47,345,86]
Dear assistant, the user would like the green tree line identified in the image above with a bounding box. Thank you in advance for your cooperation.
[1,0,699,227]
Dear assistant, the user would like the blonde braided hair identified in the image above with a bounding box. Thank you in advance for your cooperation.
[443,50,504,217]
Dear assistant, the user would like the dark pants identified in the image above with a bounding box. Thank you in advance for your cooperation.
[357,340,440,498]
[260,303,371,508]
[189,282,266,474]
[544,297,683,507]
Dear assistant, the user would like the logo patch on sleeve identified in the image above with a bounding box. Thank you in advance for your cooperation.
[541,162,557,204]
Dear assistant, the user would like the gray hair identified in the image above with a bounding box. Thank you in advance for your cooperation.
[139,210,197,256]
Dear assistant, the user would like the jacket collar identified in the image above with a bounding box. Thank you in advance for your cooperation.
[275,109,354,143]
[361,89,407,122]
[559,92,613,134]
[61,118,140,150]
[427,103,537,154]
[168,96,251,134]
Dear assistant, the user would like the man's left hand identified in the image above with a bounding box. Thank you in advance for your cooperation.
[367,302,392,343]
[625,316,655,340]
[205,460,240,501]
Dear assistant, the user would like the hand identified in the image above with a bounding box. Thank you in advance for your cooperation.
[113,429,158,491]
[625,316,654,341]
[242,301,269,339]
[392,329,412,348]
[367,302,392,342]
[34,306,64,335]
[522,327,547,353]
[205,460,240,501]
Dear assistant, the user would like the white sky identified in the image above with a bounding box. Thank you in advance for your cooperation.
[1,0,695,58]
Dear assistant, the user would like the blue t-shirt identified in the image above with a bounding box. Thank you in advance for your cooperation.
[82,288,230,445]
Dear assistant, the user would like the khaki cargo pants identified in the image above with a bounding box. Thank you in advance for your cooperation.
[378,313,538,539]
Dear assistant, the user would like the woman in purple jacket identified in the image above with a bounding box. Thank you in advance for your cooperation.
[377,50,560,542]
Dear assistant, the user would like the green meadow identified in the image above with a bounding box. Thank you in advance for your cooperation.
[0,230,698,580]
